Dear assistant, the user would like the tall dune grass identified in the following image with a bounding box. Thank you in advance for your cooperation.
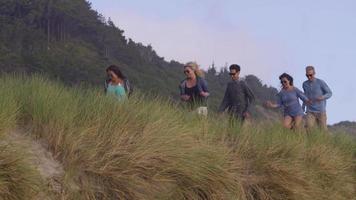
[0,74,355,199]
[0,145,42,200]
[0,78,18,137]
[0,77,41,200]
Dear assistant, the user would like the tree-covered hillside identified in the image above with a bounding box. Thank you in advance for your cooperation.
[0,0,278,113]
[329,121,356,137]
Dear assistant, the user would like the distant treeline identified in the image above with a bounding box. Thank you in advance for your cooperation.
[329,121,356,137]
[0,0,278,114]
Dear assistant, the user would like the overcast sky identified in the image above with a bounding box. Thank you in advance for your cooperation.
[89,0,356,124]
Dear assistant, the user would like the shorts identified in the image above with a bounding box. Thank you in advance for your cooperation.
[196,106,208,117]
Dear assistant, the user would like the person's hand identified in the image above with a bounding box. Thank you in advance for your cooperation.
[316,96,324,102]
[200,91,209,97]
[306,99,313,105]
[181,95,190,101]
[218,112,225,118]
[264,101,273,108]
[243,112,250,119]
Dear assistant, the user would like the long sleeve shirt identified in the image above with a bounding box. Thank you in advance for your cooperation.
[302,78,332,113]
[218,80,255,115]
[276,87,309,117]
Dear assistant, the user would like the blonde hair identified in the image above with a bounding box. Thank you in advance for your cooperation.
[184,62,204,77]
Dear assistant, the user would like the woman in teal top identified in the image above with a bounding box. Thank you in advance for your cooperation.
[106,65,127,100]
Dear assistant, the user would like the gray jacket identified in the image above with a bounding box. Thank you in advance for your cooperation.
[218,79,255,114]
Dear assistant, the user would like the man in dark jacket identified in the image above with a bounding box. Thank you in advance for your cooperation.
[218,64,255,121]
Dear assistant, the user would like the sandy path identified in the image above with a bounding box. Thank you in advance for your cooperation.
[5,129,64,199]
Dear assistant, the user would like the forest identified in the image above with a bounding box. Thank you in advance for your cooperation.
[0,0,279,114]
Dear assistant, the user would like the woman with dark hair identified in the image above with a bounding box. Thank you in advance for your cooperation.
[265,73,310,130]
[105,65,131,100]
[179,62,209,116]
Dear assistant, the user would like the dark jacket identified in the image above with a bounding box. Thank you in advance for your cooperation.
[179,77,209,108]
[218,79,255,115]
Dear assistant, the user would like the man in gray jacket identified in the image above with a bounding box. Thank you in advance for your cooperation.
[303,66,332,131]
[219,64,255,121]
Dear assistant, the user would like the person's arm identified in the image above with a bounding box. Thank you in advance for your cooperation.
[320,80,332,100]
[265,101,280,108]
[296,87,309,103]
[198,78,210,97]
[302,82,307,94]
[302,101,306,113]
[242,81,255,113]
[218,85,230,113]
[265,93,282,109]
[302,82,307,112]
[296,88,311,112]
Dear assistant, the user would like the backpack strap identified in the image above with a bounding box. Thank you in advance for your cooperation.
[104,79,110,93]
[123,79,133,97]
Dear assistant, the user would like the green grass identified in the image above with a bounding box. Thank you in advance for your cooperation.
[0,77,42,200]
[0,77,18,138]
[0,145,42,200]
[0,74,355,199]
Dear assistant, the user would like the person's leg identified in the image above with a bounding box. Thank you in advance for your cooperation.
[283,116,293,129]
[305,112,316,132]
[293,115,304,131]
[228,113,243,129]
[316,112,328,131]
[241,114,251,130]
[234,112,244,126]
[197,106,208,117]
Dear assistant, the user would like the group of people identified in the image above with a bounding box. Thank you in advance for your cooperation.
[264,66,332,131]
[105,63,332,131]
[178,63,332,131]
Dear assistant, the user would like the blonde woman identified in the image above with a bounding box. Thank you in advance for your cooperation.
[179,62,209,116]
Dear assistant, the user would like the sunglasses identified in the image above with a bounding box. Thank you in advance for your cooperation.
[306,74,314,77]
[184,70,190,74]
[281,80,288,84]
[229,73,237,76]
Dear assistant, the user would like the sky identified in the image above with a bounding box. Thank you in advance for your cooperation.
[89,0,356,124]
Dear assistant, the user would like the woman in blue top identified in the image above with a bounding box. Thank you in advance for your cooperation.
[266,73,310,130]
[179,62,209,116]
[105,65,127,101]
